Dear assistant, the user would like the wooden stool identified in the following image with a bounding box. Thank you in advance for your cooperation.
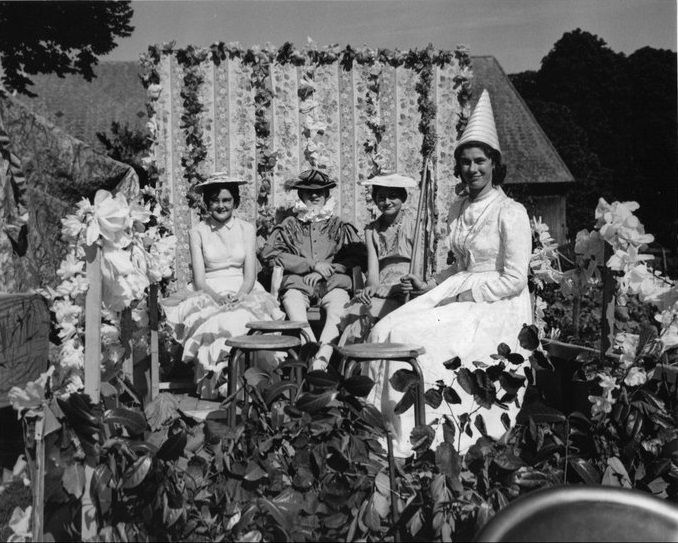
[224,334,301,426]
[337,342,427,428]
[246,319,314,343]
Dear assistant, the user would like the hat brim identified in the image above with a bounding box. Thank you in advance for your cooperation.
[286,181,337,191]
[195,178,248,192]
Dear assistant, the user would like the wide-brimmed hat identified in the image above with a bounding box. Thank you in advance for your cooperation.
[362,172,417,189]
[194,172,248,192]
[285,169,337,191]
[456,89,501,157]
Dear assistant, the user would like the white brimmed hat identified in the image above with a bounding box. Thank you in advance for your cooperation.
[456,89,501,156]
[362,172,417,188]
[195,172,248,192]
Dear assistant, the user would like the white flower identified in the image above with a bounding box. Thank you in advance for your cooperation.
[60,339,84,369]
[61,214,84,242]
[100,323,120,346]
[88,190,132,247]
[574,229,605,262]
[56,252,85,281]
[132,306,149,329]
[597,373,619,397]
[7,505,32,542]
[624,367,647,387]
[8,368,53,414]
[147,83,162,100]
[589,394,615,420]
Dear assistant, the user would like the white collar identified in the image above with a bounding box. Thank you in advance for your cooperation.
[293,197,336,223]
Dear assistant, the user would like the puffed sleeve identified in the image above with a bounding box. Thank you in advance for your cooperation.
[471,201,531,302]
[260,218,315,274]
[333,220,366,272]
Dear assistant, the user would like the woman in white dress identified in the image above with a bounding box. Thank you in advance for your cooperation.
[367,90,533,455]
[162,173,284,398]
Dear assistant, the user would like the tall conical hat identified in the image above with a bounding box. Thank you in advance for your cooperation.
[456,89,501,156]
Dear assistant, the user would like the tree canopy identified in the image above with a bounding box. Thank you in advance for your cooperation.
[511,29,677,250]
[0,1,134,97]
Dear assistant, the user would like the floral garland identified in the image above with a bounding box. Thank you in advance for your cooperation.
[175,46,209,209]
[453,46,473,136]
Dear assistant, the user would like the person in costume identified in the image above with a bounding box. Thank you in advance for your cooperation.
[162,173,284,398]
[339,172,421,346]
[366,90,533,455]
[261,169,364,369]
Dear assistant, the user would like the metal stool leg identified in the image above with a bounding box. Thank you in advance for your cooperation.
[407,357,426,428]
[227,348,244,427]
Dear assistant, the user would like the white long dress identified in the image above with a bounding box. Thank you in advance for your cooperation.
[162,216,284,397]
[367,187,533,455]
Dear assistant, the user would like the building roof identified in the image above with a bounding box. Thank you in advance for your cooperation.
[19,56,573,184]
[470,56,574,185]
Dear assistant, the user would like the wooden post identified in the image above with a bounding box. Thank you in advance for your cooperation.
[121,308,134,382]
[600,244,616,359]
[147,284,160,402]
[83,244,101,540]
[31,413,45,543]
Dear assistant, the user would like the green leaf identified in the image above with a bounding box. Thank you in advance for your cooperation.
[569,457,600,484]
[493,450,526,471]
[394,387,416,415]
[425,388,443,408]
[144,393,180,431]
[442,416,456,445]
[296,391,337,413]
[410,425,435,453]
[443,386,462,404]
[443,357,461,370]
[263,382,297,406]
[204,410,231,440]
[157,428,187,461]
[104,407,147,436]
[123,455,152,489]
[435,442,461,479]
[456,368,477,396]
[360,404,387,434]
[390,369,419,392]
[497,343,512,357]
[244,462,267,481]
[244,367,269,387]
[62,463,86,498]
[91,464,112,516]
[342,375,374,397]
[518,324,540,351]
[507,353,525,365]
[306,369,341,389]
[517,400,566,424]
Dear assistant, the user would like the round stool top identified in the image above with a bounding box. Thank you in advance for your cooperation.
[225,334,301,350]
[338,342,425,360]
[246,320,309,332]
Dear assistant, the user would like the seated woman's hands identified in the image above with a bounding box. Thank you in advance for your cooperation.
[303,271,323,287]
[399,273,427,293]
[356,284,397,305]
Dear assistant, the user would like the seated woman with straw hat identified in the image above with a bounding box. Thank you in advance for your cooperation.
[162,173,284,398]
[339,172,421,346]
[366,90,533,456]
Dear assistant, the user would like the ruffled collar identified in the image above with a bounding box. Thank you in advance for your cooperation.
[293,197,336,223]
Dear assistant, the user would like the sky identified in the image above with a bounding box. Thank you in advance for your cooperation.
[103,0,677,74]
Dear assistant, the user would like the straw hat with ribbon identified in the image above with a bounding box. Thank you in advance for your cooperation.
[362,171,417,189]
[455,89,501,158]
[194,172,248,192]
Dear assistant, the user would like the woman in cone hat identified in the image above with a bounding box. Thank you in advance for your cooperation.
[366,90,533,456]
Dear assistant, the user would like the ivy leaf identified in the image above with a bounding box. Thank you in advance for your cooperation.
[326,447,350,472]
[342,375,374,397]
[456,368,477,396]
[425,388,443,408]
[443,357,461,370]
[244,367,269,387]
[497,343,512,357]
[394,387,416,415]
[518,324,540,351]
[390,369,419,392]
[123,455,152,489]
[443,386,462,404]
[499,371,526,395]
[486,362,505,382]
[62,463,86,499]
